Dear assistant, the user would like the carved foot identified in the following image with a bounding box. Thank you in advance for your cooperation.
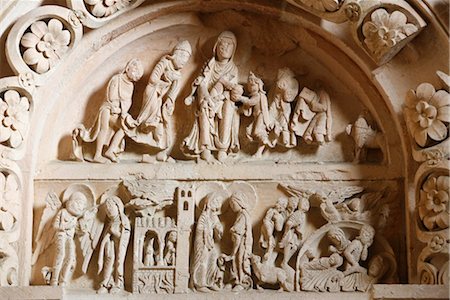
[197,287,210,293]
[110,287,121,294]
[142,154,156,163]
[104,151,118,163]
[97,286,108,294]
[217,150,227,162]
[156,151,168,162]
[92,155,110,164]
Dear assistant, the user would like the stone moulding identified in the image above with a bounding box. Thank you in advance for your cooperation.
[286,0,427,65]
[5,5,83,86]
[0,0,447,297]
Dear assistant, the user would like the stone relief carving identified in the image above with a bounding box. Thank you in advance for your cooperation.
[182,31,241,163]
[0,90,30,149]
[124,41,192,163]
[418,174,449,231]
[20,19,71,74]
[361,9,418,65]
[72,59,144,163]
[346,111,387,164]
[32,184,96,286]
[0,167,21,287]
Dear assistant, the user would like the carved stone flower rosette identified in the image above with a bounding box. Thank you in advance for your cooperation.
[360,8,420,64]
[417,174,449,232]
[0,77,33,160]
[66,0,145,28]
[5,5,83,86]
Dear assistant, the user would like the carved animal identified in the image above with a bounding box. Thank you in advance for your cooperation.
[346,114,386,164]
[250,254,294,291]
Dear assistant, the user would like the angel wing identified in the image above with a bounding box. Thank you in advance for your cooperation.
[279,184,315,199]
[32,192,62,265]
[323,186,364,204]
[78,206,104,273]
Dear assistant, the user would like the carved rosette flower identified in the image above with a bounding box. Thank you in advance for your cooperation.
[0,90,30,149]
[429,235,445,252]
[84,0,131,18]
[362,9,418,59]
[405,83,450,147]
[20,19,71,74]
[418,175,450,231]
[0,171,20,232]
[302,0,342,12]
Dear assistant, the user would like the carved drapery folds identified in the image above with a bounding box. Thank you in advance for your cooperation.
[286,0,426,65]
[404,72,450,285]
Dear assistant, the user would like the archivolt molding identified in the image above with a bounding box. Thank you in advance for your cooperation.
[0,0,444,291]
[286,0,426,65]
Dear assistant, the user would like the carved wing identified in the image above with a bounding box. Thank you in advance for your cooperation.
[325,186,364,204]
[78,206,104,273]
[32,192,61,265]
[123,175,176,204]
[359,191,385,211]
[279,184,315,199]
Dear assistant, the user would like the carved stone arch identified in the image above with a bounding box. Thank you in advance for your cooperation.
[0,0,448,297]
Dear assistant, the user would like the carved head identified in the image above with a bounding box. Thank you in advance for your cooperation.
[368,255,385,278]
[104,196,123,219]
[204,192,223,214]
[275,197,288,211]
[327,226,348,250]
[172,40,192,69]
[125,58,144,82]
[359,224,375,246]
[287,197,299,213]
[328,253,344,268]
[167,230,177,242]
[230,191,249,212]
[276,68,298,102]
[66,191,87,217]
[247,72,264,95]
[214,31,237,61]
[298,197,310,212]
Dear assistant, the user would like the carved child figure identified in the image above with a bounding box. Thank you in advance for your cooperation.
[240,72,275,158]
[259,197,287,262]
[98,196,131,294]
[342,224,375,275]
[269,68,299,148]
[125,41,192,162]
[73,59,144,163]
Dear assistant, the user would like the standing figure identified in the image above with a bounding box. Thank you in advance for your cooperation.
[241,72,275,158]
[97,196,131,294]
[192,193,224,292]
[269,68,299,148]
[125,41,192,162]
[292,87,332,145]
[259,197,287,262]
[182,31,242,162]
[49,193,87,286]
[279,197,310,269]
[164,231,177,266]
[227,192,253,291]
[73,59,144,163]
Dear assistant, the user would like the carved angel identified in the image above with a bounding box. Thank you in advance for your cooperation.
[32,186,98,286]
[291,87,332,145]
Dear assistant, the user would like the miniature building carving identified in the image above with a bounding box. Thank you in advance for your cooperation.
[0,0,448,299]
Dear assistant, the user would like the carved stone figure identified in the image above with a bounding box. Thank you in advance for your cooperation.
[32,185,96,286]
[182,31,242,162]
[250,254,294,291]
[269,68,299,148]
[292,87,332,145]
[227,191,253,291]
[164,231,177,266]
[259,197,287,262]
[124,41,192,162]
[279,196,310,269]
[346,112,387,163]
[240,72,275,157]
[97,196,131,294]
[192,192,224,292]
[72,58,144,163]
